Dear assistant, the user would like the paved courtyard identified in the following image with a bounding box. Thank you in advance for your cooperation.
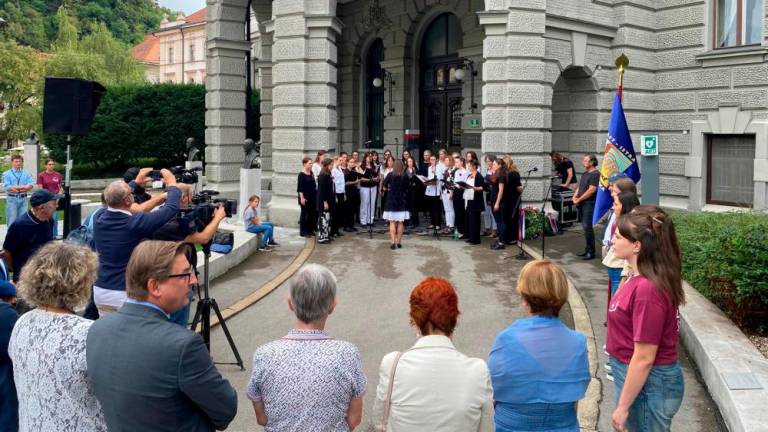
[206,226,722,432]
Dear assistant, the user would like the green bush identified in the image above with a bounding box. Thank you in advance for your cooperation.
[672,211,768,333]
[44,84,261,170]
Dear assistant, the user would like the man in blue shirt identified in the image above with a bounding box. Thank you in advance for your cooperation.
[2,155,35,226]
[2,190,58,282]
[93,169,180,315]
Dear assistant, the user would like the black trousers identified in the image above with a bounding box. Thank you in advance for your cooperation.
[332,193,345,235]
[503,201,520,243]
[427,195,442,227]
[579,200,596,254]
[345,192,359,228]
[466,207,482,244]
[407,190,419,227]
[299,204,317,236]
[453,194,465,234]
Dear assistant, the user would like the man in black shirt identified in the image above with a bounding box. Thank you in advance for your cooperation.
[3,190,58,281]
[153,184,227,326]
[573,154,600,260]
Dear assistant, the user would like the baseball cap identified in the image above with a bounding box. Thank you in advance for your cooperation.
[30,189,63,207]
[0,280,16,298]
[124,167,140,183]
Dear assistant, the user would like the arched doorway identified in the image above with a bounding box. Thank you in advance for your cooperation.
[419,13,464,155]
[365,39,385,148]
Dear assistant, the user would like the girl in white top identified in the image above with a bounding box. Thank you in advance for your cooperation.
[373,277,493,431]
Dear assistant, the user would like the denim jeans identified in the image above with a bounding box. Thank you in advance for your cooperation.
[247,222,273,247]
[608,267,623,296]
[609,356,684,432]
[5,195,28,226]
[495,402,579,432]
[579,200,596,254]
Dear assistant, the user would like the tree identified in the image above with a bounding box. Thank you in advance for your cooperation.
[0,40,44,146]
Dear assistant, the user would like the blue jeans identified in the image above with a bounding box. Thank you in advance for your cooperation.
[495,402,579,432]
[5,195,28,226]
[247,222,274,247]
[608,267,623,296]
[609,356,684,432]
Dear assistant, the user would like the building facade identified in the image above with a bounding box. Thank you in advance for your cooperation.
[205,0,768,226]
[156,9,208,84]
[131,34,160,83]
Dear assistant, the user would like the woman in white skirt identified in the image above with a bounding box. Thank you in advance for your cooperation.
[382,160,410,250]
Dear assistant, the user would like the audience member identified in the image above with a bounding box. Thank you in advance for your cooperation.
[2,189,58,282]
[244,194,278,251]
[93,169,179,315]
[36,159,64,237]
[601,178,639,297]
[0,280,18,432]
[2,155,34,226]
[372,277,493,431]
[87,241,237,432]
[488,260,590,431]
[607,206,685,432]
[573,154,600,260]
[246,264,366,431]
[8,242,106,431]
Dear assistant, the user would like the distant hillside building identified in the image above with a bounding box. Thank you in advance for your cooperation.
[131,35,160,83]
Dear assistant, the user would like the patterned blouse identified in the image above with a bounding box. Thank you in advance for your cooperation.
[246,329,367,432]
[8,309,107,432]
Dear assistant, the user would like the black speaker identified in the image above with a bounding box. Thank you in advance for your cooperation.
[43,78,106,136]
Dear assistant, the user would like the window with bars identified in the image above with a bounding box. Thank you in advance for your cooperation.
[365,39,385,149]
[707,135,755,207]
[714,0,763,48]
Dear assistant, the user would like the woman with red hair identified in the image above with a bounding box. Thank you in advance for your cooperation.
[372,277,493,431]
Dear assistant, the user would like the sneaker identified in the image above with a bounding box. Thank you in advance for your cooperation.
[604,363,612,373]
[258,245,272,252]
[606,373,614,382]
[397,243,402,249]
[268,241,280,246]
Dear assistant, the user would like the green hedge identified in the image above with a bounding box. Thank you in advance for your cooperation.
[44,84,260,170]
[673,211,768,333]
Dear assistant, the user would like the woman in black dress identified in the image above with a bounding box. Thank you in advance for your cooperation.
[489,158,508,250]
[382,160,410,249]
[316,158,335,243]
[297,157,317,237]
[503,156,524,246]
[343,158,361,231]
[404,156,419,228]
[464,159,486,245]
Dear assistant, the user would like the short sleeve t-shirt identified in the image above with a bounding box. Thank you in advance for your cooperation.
[556,160,577,185]
[243,207,259,230]
[489,174,507,206]
[577,170,600,202]
[606,276,680,365]
[37,171,63,193]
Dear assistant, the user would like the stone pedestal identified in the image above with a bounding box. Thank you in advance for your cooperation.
[23,143,40,181]
[185,161,205,194]
[239,168,261,224]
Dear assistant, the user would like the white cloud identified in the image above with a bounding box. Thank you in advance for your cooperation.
[158,0,206,15]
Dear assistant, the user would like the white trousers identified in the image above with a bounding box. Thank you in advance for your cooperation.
[441,191,455,228]
[360,187,378,225]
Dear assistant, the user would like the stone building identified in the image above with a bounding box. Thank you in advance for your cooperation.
[205,0,768,226]
[131,35,160,83]
[156,9,208,84]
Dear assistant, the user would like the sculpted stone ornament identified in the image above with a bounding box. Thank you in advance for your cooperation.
[243,138,261,169]
[186,137,200,162]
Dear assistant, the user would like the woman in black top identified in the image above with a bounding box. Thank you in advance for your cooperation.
[464,159,486,245]
[358,152,380,226]
[551,152,577,190]
[316,158,335,243]
[297,157,317,237]
[489,159,508,250]
[382,160,410,249]
[404,156,420,228]
[343,158,361,231]
[503,157,524,246]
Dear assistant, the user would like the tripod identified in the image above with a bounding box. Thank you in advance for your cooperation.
[512,168,537,260]
[540,178,556,259]
[191,242,244,370]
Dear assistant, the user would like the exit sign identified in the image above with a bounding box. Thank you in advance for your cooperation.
[469,118,481,128]
[640,135,659,156]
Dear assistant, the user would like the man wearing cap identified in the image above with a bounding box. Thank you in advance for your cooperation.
[2,190,58,282]
[2,155,35,226]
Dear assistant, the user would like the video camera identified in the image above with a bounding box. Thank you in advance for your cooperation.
[179,190,237,231]
[149,166,203,185]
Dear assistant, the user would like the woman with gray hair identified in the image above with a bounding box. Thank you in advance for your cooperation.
[246,264,366,431]
[8,242,107,432]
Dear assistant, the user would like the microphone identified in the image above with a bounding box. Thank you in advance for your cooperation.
[527,167,538,174]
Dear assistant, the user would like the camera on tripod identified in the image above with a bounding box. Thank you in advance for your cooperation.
[179,190,237,231]
[171,166,202,185]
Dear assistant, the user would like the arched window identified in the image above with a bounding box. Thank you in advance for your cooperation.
[365,39,385,149]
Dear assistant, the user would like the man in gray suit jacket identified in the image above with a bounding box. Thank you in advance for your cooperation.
[87,241,237,432]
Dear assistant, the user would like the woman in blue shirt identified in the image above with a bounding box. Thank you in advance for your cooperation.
[489,259,590,432]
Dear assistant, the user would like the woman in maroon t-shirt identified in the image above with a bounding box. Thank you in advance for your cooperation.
[606,205,685,432]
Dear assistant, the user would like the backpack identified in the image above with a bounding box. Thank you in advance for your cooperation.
[66,207,102,250]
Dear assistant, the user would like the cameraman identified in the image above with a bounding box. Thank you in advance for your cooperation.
[93,169,180,316]
[153,184,227,326]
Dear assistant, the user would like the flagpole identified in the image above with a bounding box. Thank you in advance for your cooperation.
[615,54,629,101]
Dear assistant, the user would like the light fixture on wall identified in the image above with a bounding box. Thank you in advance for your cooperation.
[373,69,395,116]
[682,129,689,135]
[455,58,478,113]
[362,0,392,29]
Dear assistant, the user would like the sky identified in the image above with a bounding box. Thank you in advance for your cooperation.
[158,0,206,15]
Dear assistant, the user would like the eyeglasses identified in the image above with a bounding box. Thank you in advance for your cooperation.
[167,268,194,284]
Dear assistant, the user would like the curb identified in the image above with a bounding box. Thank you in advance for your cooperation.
[196,236,315,331]
[679,282,768,432]
[521,244,601,432]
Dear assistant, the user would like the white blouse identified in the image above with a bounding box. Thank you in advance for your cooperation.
[9,309,107,432]
[372,335,494,432]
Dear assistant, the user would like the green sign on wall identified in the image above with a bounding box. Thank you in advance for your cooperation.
[469,118,481,129]
[640,134,659,156]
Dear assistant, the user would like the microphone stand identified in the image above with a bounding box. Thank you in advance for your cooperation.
[513,168,537,260]
[540,176,555,259]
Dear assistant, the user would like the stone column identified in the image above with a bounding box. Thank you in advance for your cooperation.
[478,0,551,203]
[205,0,251,196]
[268,0,342,226]
[255,30,274,202]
